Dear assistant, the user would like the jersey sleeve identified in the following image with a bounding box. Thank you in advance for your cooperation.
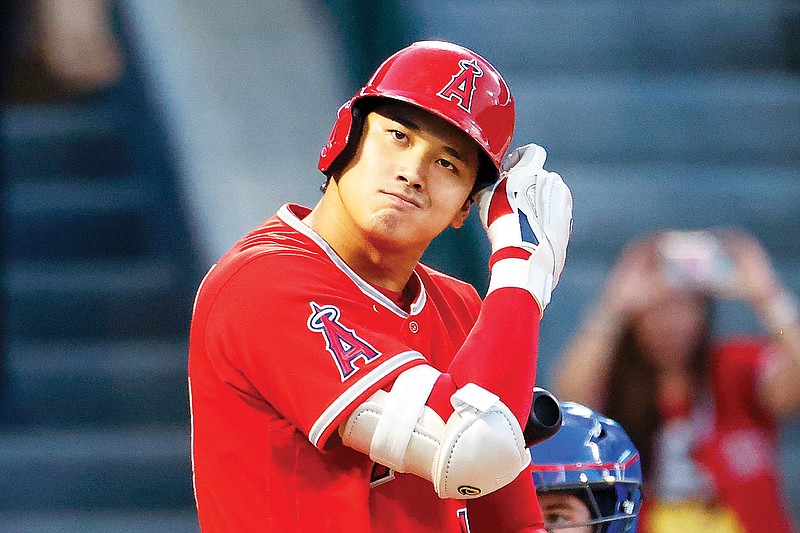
[201,250,427,450]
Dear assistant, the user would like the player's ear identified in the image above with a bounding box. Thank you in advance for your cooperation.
[450,198,473,229]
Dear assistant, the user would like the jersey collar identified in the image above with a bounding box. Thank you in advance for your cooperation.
[278,204,427,318]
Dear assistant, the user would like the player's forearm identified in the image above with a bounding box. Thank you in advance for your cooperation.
[466,143,570,424]
[754,289,800,417]
[464,466,546,533]
[448,286,540,424]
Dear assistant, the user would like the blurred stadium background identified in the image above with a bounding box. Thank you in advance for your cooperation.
[0,0,798,530]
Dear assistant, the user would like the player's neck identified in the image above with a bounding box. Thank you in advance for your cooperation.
[349,251,420,293]
[304,196,424,293]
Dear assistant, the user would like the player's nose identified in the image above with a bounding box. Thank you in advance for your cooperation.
[396,150,427,190]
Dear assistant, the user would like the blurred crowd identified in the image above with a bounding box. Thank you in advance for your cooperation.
[2,0,122,103]
[553,228,800,532]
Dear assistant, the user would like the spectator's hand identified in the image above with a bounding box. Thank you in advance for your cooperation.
[602,237,673,319]
[716,229,781,305]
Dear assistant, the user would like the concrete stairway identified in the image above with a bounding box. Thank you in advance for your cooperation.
[0,11,201,531]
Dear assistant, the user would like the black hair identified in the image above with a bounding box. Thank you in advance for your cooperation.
[605,294,715,483]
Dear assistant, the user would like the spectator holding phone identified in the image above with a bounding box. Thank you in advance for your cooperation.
[553,228,800,532]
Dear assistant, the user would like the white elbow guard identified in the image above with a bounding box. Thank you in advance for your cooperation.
[433,383,531,498]
[339,366,529,499]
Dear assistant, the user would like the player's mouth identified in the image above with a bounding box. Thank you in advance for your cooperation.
[380,189,422,209]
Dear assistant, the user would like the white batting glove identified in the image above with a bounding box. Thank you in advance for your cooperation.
[475,144,573,313]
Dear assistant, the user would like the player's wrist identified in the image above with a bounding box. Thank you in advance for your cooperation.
[488,247,532,268]
[487,255,552,314]
[486,215,535,255]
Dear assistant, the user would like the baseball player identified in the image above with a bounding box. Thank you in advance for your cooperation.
[529,402,643,533]
[188,40,573,532]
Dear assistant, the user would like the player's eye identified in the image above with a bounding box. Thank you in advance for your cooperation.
[437,158,458,173]
[543,512,571,525]
[388,129,407,141]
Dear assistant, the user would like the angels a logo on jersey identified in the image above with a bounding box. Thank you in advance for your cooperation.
[437,58,484,113]
[307,302,381,381]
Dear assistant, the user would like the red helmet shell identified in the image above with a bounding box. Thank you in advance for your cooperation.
[318,41,515,177]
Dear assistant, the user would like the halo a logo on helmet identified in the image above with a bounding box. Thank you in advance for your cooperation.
[437,59,484,113]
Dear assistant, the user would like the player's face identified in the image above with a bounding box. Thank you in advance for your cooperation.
[333,102,480,251]
[538,493,595,533]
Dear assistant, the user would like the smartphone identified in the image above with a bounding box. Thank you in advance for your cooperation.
[659,231,735,290]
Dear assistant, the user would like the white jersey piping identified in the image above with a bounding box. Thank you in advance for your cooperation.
[308,350,425,448]
[278,204,427,318]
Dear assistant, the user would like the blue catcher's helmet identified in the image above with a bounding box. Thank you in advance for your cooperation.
[530,402,643,533]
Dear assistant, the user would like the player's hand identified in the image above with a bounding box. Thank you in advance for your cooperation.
[475,144,573,312]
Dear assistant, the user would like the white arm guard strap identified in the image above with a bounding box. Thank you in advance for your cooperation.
[339,366,530,499]
[370,365,441,472]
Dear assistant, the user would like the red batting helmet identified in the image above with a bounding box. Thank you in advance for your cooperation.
[318,40,515,181]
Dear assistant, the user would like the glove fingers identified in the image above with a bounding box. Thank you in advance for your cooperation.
[538,173,572,287]
[476,178,513,229]
[501,143,547,174]
[500,149,521,172]
[518,144,547,172]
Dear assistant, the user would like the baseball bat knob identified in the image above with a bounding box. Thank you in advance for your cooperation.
[523,387,562,447]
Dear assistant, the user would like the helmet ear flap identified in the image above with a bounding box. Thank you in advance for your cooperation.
[319,101,355,178]
[321,98,381,180]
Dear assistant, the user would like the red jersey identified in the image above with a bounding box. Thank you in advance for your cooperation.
[696,337,797,532]
[189,204,483,532]
[639,337,797,533]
